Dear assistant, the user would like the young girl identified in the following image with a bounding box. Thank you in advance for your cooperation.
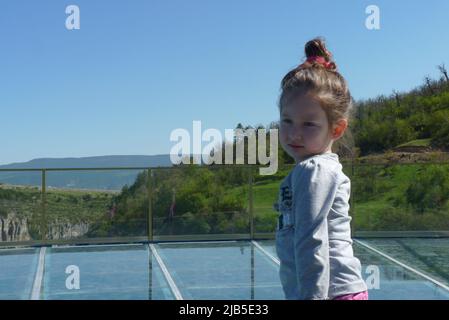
[274,37,368,300]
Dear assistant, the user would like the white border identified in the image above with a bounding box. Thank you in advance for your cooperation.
[30,247,46,300]
[51,243,143,249]
[251,240,280,266]
[158,240,238,245]
[149,244,183,300]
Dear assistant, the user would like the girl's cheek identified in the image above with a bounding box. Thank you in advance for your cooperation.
[279,132,287,147]
[279,126,287,140]
[279,131,290,150]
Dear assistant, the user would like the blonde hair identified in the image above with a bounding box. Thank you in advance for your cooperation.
[278,37,355,158]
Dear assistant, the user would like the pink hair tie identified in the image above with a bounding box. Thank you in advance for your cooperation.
[305,56,336,70]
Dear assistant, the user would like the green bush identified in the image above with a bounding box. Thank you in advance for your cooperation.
[405,165,449,213]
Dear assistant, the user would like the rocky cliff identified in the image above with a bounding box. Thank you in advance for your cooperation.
[0,211,90,242]
[0,212,30,242]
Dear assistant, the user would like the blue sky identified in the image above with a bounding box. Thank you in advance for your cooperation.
[1,0,448,165]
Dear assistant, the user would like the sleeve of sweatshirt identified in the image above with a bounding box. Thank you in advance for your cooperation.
[292,160,340,299]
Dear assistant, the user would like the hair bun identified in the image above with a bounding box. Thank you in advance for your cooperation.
[301,37,337,71]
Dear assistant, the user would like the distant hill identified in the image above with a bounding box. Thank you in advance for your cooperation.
[0,155,173,190]
[0,155,172,169]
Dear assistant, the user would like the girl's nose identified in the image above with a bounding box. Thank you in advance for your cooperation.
[289,126,303,141]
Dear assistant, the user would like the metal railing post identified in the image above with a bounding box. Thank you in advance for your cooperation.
[248,168,254,239]
[147,169,153,242]
[41,169,47,241]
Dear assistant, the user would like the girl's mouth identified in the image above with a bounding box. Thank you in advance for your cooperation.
[288,144,304,149]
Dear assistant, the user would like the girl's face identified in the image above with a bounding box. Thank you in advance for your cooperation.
[280,93,334,163]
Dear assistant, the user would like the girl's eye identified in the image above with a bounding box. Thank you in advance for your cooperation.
[304,122,316,126]
[282,119,292,124]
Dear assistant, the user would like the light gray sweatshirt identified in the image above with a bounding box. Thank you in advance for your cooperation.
[274,152,367,300]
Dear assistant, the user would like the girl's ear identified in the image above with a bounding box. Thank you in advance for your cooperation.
[332,119,348,139]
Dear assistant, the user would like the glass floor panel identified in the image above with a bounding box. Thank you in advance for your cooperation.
[360,238,449,287]
[0,239,448,300]
[0,248,39,299]
[257,240,449,300]
[154,241,284,300]
[43,244,173,300]
[354,242,449,300]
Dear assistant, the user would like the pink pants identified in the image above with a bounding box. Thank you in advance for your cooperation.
[333,290,369,300]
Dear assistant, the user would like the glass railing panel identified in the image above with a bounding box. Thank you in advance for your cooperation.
[152,166,250,239]
[0,175,42,242]
[45,169,148,240]
[353,163,449,232]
